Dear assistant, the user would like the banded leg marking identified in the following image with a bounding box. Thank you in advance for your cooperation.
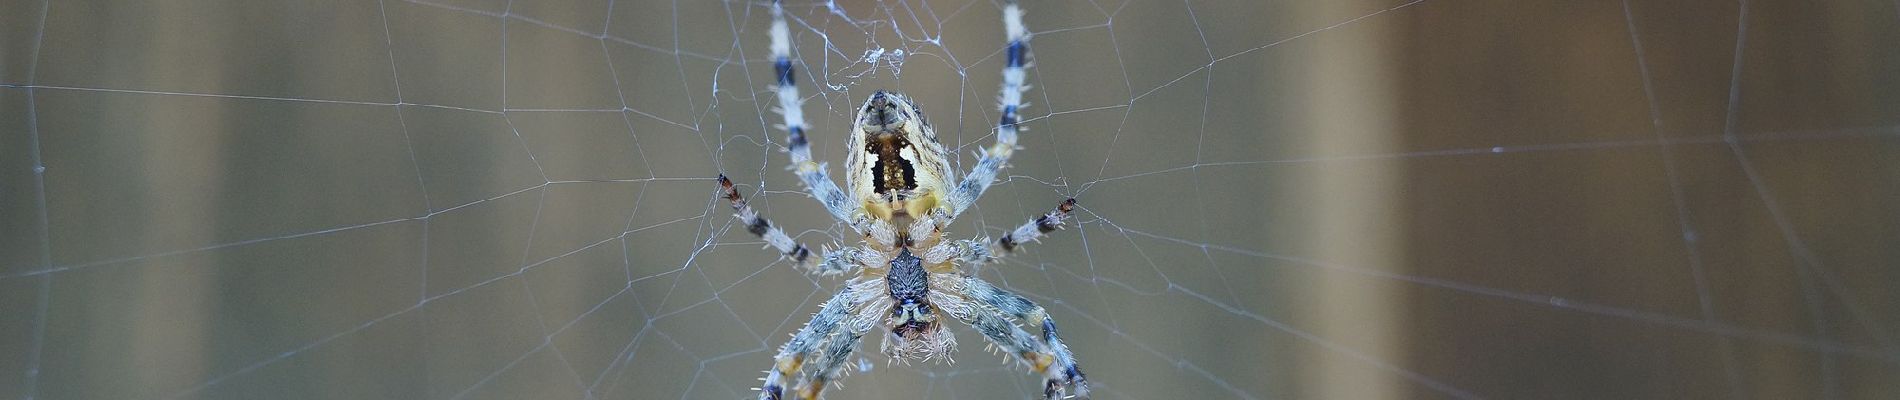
[920,198,1075,266]
[998,198,1076,253]
[947,1,1032,217]
[770,1,864,229]
[758,280,880,400]
[941,275,1090,399]
[791,312,877,400]
[719,175,815,267]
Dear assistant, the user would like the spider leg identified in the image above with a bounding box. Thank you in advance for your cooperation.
[934,275,1089,399]
[994,197,1077,257]
[790,298,883,400]
[921,238,994,266]
[922,198,1076,265]
[719,175,817,267]
[719,175,878,275]
[768,1,877,235]
[758,279,881,400]
[945,0,1031,218]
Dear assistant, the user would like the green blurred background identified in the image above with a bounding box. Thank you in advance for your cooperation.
[1,0,1895,399]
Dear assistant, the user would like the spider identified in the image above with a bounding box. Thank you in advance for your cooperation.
[714,1,1088,399]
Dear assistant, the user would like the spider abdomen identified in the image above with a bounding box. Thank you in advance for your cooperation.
[848,91,953,221]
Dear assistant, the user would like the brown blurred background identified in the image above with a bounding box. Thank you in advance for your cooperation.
[0,0,1895,399]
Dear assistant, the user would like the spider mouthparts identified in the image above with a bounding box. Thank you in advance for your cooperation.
[889,302,938,338]
[891,321,931,337]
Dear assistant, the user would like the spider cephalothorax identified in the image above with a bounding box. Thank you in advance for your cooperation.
[880,249,954,360]
[716,1,1088,399]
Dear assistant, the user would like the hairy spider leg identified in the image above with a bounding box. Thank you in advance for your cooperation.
[719,175,881,275]
[790,300,883,400]
[945,0,1031,218]
[933,276,1089,399]
[718,175,817,266]
[924,198,1077,265]
[758,279,881,400]
[997,198,1077,253]
[770,1,881,236]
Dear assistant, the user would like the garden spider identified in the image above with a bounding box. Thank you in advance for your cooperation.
[714,1,1088,399]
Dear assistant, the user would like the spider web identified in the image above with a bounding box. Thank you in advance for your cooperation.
[1,0,1898,399]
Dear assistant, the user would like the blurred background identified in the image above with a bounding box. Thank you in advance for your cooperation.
[1,0,1896,399]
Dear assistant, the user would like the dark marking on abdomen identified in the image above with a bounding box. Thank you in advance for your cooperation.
[866,134,917,196]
